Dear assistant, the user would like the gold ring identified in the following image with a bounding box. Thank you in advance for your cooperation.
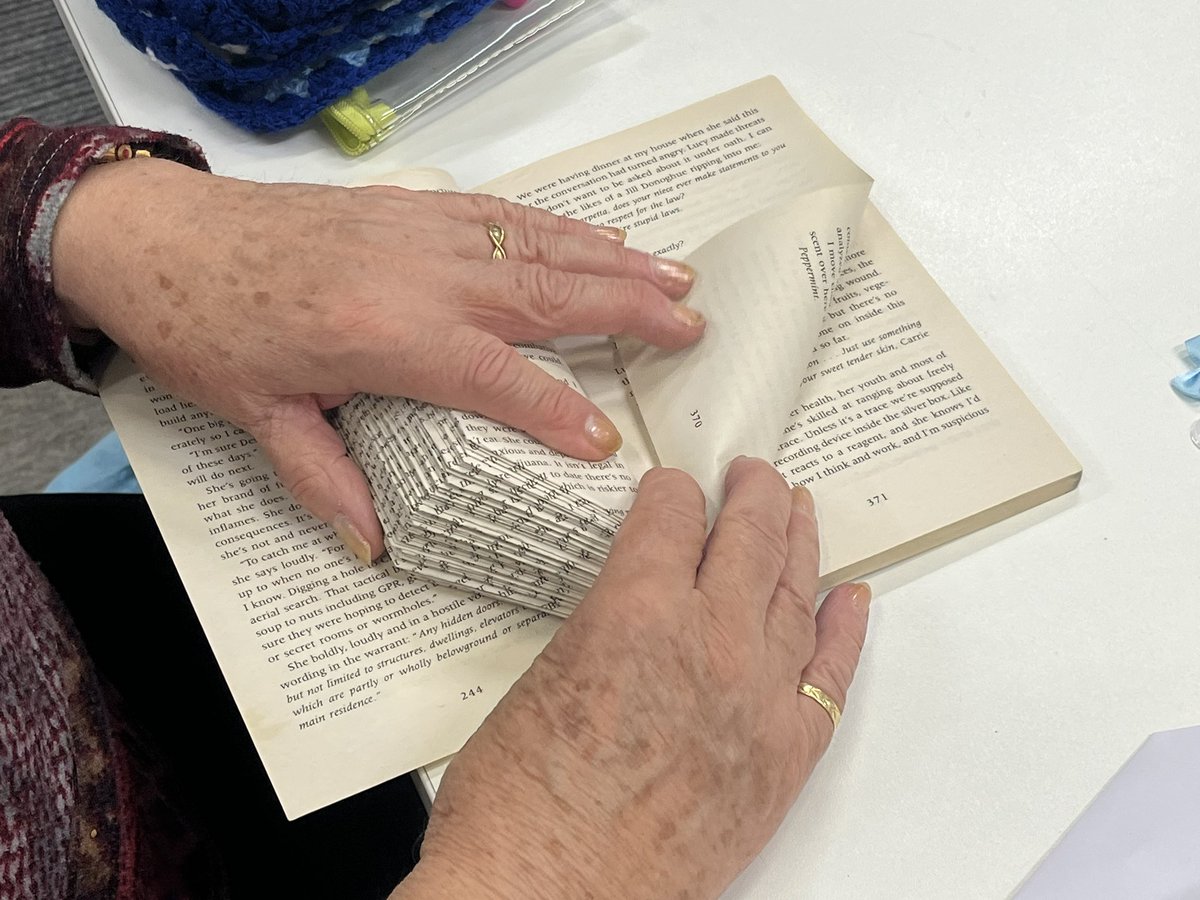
[487,222,506,260]
[798,682,842,730]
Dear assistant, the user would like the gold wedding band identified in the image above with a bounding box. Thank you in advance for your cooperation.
[487,222,507,260]
[798,682,842,730]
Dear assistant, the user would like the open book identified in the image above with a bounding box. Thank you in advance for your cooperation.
[99,77,1080,818]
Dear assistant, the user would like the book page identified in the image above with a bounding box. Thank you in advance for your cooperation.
[479,75,868,265]
[474,78,1079,584]
[100,354,560,819]
[775,203,1079,586]
[620,184,870,510]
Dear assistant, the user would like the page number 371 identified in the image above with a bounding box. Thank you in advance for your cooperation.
[867,493,889,507]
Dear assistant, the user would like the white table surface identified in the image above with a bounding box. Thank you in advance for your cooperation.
[52,0,1200,896]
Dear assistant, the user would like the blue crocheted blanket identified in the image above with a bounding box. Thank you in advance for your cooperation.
[96,0,493,132]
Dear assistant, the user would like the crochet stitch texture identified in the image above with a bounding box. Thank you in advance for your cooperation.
[96,0,493,131]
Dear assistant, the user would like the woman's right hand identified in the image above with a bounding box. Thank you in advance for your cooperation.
[51,159,703,563]
[395,457,871,899]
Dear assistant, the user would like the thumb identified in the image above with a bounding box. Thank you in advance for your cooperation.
[249,396,383,564]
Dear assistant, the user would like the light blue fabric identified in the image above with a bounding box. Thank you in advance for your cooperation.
[1171,334,1200,401]
[44,431,141,494]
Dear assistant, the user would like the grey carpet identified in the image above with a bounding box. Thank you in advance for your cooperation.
[1,0,113,493]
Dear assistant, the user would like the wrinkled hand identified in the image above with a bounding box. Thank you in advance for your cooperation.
[51,158,703,560]
[398,458,871,899]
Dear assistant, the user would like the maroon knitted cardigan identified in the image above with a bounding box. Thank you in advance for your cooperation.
[0,119,217,899]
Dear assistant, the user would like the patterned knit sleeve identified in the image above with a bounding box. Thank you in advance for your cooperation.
[0,119,208,390]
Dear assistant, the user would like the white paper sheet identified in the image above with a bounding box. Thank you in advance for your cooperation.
[1015,725,1200,899]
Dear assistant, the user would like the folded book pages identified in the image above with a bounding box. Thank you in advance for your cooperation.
[333,352,632,615]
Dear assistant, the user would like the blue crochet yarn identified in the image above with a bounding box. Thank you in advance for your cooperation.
[96,0,493,132]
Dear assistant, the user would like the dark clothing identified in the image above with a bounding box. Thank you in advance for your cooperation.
[2,494,426,900]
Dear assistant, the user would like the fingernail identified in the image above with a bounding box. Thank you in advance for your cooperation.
[333,514,374,565]
[792,483,815,515]
[584,412,623,455]
[671,303,705,328]
[653,258,696,292]
[592,225,626,243]
[850,582,872,611]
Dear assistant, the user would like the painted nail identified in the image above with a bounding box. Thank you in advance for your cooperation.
[653,258,696,292]
[592,225,627,243]
[792,483,815,515]
[584,412,623,455]
[333,514,374,565]
[671,303,705,328]
[850,582,873,611]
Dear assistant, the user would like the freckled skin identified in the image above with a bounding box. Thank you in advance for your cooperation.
[53,158,705,562]
[398,464,871,900]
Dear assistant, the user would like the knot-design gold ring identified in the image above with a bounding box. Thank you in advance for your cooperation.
[487,222,506,260]
[798,682,842,730]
